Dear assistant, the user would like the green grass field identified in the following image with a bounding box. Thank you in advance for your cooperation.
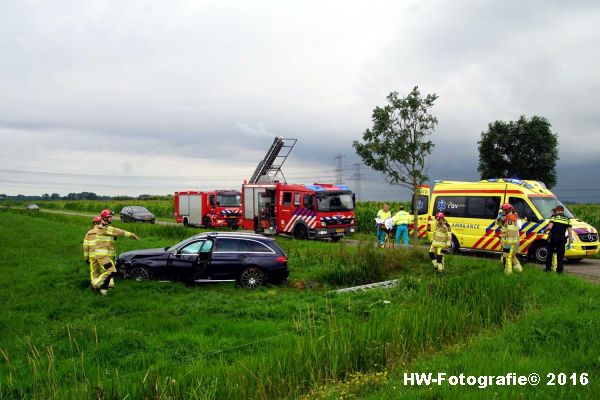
[1,210,600,399]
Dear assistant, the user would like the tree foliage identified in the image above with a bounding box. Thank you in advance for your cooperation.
[477,115,559,188]
[353,86,438,243]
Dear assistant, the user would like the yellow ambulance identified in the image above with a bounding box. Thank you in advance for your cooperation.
[412,179,599,262]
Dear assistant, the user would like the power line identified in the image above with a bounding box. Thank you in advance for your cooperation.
[334,154,345,184]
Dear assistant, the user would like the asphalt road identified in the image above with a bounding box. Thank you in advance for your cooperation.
[38,208,600,283]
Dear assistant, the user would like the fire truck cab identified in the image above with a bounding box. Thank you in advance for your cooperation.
[174,190,242,229]
[241,182,356,241]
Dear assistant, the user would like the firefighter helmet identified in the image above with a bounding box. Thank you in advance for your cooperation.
[501,203,513,211]
[435,212,445,220]
[93,216,102,225]
[100,209,114,218]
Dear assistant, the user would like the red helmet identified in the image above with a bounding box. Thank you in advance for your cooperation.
[100,209,114,218]
[501,203,513,211]
[435,212,445,219]
[93,216,102,225]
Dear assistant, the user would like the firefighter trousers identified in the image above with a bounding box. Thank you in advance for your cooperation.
[502,244,522,274]
[93,258,117,289]
[429,244,445,272]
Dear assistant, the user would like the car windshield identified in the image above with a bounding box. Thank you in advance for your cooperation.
[131,206,150,213]
[218,194,241,207]
[316,192,354,212]
[528,196,574,219]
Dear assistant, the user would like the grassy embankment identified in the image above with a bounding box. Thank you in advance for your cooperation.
[0,210,599,399]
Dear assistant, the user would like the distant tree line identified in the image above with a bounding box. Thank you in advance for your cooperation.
[0,193,173,201]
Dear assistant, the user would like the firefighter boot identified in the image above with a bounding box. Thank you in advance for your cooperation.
[429,251,438,270]
[436,254,445,273]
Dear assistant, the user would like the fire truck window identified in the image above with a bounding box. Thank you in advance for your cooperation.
[209,196,216,207]
[244,187,254,219]
[294,193,301,206]
[303,195,315,210]
[283,192,292,206]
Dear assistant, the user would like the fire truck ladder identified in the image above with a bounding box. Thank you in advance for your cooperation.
[249,137,297,184]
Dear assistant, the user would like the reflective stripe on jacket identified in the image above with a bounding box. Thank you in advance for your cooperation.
[432,222,452,246]
[393,211,411,225]
[95,225,134,258]
[83,226,100,259]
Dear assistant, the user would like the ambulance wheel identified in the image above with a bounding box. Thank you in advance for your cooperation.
[449,236,460,254]
[204,217,212,228]
[529,242,548,264]
[294,225,308,240]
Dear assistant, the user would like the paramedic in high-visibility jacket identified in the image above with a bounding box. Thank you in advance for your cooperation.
[93,209,139,295]
[392,206,411,247]
[497,203,523,274]
[375,204,391,247]
[545,205,573,274]
[429,212,452,272]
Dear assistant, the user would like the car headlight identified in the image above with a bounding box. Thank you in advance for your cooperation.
[571,233,579,242]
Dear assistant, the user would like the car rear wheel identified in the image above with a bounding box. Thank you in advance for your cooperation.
[238,267,265,289]
[128,266,152,281]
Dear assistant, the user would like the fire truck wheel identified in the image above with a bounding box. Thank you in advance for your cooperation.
[183,218,189,227]
[203,216,212,228]
[331,236,342,243]
[294,225,308,240]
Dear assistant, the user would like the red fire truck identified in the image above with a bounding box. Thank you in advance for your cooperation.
[174,190,242,228]
[241,137,356,241]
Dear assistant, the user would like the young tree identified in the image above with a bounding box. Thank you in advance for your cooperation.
[353,86,438,244]
[477,115,559,188]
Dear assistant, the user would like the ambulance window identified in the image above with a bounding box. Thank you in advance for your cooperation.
[433,196,467,217]
[294,193,301,206]
[283,192,292,206]
[509,197,539,222]
[467,196,500,219]
[411,195,429,215]
[303,195,315,210]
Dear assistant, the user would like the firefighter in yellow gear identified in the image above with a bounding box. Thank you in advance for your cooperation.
[93,209,139,295]
[429,212,452,272]
[497,203,522,274]
[83,216,114,290]
[392,206,411,247]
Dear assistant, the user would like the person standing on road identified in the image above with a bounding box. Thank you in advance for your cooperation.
[545,205,573,274]
[429,212,452,273]
[93,209,140,295]
[83,216,103,289]
[392,205,411,247]
[497,203,523,274]
[375,204,391,247]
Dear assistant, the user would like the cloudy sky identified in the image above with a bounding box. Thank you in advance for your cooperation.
[1,0,599,202]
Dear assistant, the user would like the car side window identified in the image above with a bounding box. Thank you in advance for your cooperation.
[200,240,213,253]
[180,241,204,255]
[238,239,273,253]
[214,238,240,252]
